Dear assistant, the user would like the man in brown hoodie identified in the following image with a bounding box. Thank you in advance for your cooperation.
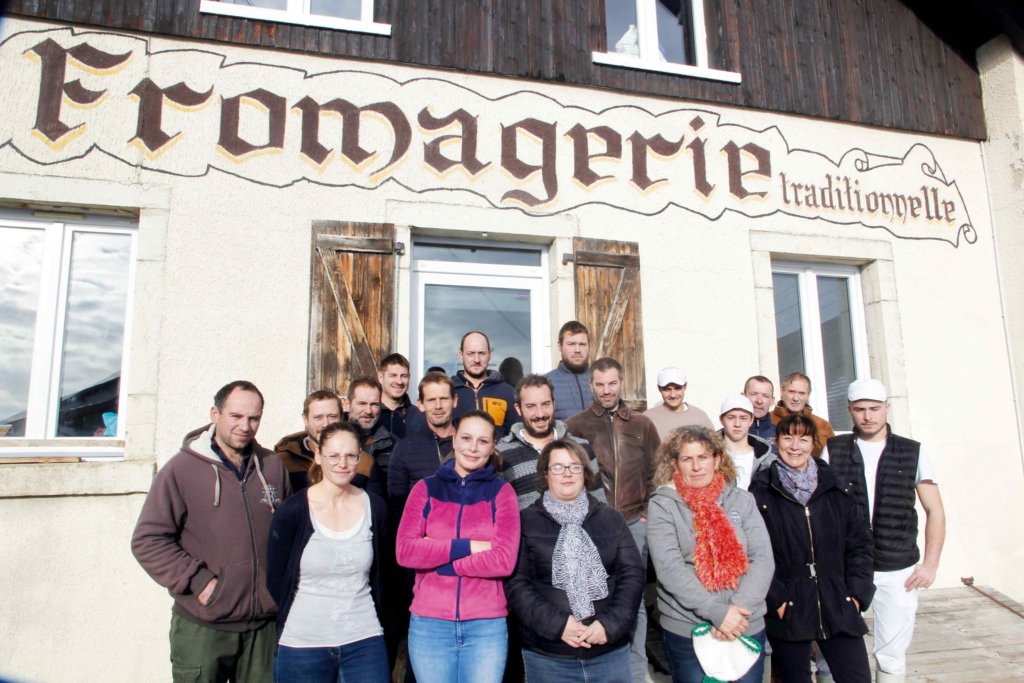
[132,381,290,683]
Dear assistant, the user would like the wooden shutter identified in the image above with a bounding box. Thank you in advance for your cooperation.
[573,237,647,411]
[308,221,399,393]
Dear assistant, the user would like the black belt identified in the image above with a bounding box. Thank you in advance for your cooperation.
[775,560,844,580]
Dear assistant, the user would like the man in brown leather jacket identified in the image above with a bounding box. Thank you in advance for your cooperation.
[566,356,660,683]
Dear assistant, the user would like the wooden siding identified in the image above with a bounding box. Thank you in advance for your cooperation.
[5,0,987,139]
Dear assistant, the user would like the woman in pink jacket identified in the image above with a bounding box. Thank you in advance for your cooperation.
[396,410,521,683]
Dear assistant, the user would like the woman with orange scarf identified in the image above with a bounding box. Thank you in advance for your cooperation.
[647,426,775,683]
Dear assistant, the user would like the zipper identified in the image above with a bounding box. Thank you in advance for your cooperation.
[240,477,258,625]
[454,475,467,621]
[803,505,828,639]
[609,413,619,512]
[574,372,585,411]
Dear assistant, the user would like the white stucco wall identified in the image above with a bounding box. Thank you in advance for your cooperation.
[2,16,1023,683]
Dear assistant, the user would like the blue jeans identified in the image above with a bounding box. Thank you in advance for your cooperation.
[407,615,506,683]
[661,628,766,683]
[522,644,631,683]
[274,636,390,683]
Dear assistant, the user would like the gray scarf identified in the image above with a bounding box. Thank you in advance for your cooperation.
[542,490,609,620]
[777,456,818,505]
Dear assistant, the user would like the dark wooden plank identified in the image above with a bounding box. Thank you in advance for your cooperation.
[4,0,990,139]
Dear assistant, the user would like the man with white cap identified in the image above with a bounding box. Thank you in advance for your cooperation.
[644,367,714,439]
[717,395,772,490]
[822,379,946,683]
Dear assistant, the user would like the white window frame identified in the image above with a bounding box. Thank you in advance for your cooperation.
[772,261,869,426]
[0,210,137,461]
[410,239,550,382]
[593,0,740,83]
[199,0,391,35]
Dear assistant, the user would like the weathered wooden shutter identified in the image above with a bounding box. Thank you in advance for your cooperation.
[573,237,647,411]
[308,221,399,393]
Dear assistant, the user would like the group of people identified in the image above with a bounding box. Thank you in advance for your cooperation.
[131,321,945,683]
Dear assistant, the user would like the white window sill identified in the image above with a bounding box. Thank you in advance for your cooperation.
[199,1,392,36]
[0,459,155,498]
[592,51,741,84]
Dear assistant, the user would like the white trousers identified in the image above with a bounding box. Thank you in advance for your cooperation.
[872,566,919,675]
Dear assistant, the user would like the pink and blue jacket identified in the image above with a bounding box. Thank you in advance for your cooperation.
[396,460,520,621]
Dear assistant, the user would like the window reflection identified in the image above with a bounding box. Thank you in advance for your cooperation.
[0,228,44,437]
[655,0,692,65]
[413,243,541,267]
[218,0,287,9]
[310,0,360,19]
[772,272,805,381]
[423,284,532,376]
[817,277,855,431]
[607,0,640,56]
[55,232,132,437]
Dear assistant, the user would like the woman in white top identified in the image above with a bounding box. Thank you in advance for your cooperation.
[267,421,389,683]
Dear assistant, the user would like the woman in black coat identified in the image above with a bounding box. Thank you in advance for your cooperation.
[749,414,874,683]
[506,439,645,682]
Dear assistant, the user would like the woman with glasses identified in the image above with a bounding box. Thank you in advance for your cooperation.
[506,439,645,682]
[266,421,390,683]
[396,410,520,683]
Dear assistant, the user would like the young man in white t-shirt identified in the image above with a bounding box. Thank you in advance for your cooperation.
[821,379,946,683]
[717,394,771,490]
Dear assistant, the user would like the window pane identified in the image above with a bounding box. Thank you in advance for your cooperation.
[606,0,640,56]
[216,0,287,9]
[413,243,541,267]
[817,276,857,431]
[309,0,360,20]
[55,232,132,437]
[0,228,45,437]
[773,273,805,380]
[655,0,693,64]
[423,284,532,377]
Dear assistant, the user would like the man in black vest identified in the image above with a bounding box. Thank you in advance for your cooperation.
[822,379,946,683]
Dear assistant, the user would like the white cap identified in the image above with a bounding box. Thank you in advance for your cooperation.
[657,367,687,387]
[848,379,888,402]
[720,394,754,416]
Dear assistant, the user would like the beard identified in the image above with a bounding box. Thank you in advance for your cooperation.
[562,357,588,373]
[522,416,554,439]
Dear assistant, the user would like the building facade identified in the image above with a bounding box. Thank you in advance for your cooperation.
[2,1,1024,680]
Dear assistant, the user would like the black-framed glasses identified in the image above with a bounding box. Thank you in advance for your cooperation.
[549,463,584,475]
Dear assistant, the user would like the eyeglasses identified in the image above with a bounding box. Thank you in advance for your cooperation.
[548,463,584,475]
[323,453,360,465]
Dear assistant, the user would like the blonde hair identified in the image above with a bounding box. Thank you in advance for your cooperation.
[654,425,737,487]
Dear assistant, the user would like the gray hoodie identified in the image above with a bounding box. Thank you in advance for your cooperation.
[646,481,774,638]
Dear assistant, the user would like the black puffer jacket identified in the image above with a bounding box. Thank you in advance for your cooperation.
[749,460,875,642]
[505,495,645,659]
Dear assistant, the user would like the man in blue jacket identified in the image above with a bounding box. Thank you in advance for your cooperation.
[451,330,517,438]
[545,320,593,421]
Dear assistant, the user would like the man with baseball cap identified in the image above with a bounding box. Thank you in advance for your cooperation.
[644,367,714,439]
[717,395,772,490]
[822,379,946,683]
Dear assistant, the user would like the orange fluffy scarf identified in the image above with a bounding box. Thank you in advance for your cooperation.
[673,471,749,591]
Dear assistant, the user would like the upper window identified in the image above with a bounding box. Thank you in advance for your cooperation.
[410,239,550,382]
[0,210,135,458]
[199,0,391,35]
[772,262,869,432]
[594,0,740,83]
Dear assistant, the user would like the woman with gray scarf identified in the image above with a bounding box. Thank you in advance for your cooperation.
[749,414,875,683]
[506,439,645,682]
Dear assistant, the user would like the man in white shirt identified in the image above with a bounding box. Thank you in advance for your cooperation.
[821,379,946,683]
[717,394,771,490]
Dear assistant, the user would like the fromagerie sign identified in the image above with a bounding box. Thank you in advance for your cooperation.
[1,27,975,246]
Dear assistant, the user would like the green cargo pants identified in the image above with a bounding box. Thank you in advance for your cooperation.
[169,613,275,683]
